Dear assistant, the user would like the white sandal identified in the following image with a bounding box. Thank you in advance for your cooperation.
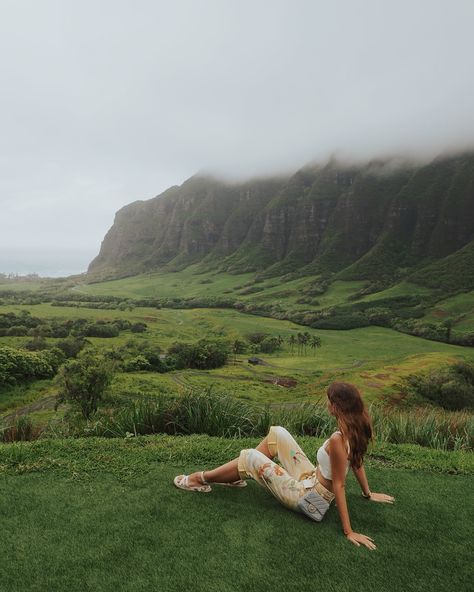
[173,472,212,493]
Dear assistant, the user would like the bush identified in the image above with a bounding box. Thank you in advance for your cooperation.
[7,325,28,336]
[87,390,270,438]
[24,337,49,351]
[83,323,120,338]
[56,351,115,418]
[245,332,269,345]
[168,339,230,370]
[311,312,369,330]
[0,346,55,386]
[123,355,152,372]
[56,337,88,359]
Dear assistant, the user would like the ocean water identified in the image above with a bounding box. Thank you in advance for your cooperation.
[0,248,98,278]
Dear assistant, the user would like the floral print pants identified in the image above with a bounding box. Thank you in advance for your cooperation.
[238,426,334,512]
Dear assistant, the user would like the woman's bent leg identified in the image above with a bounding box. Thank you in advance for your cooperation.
[203,458,240,484]
[181,432,276,488]
[238,448,302,510]
[266,426,315,480]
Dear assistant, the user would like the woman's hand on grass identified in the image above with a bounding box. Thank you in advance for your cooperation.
[346,532,376,550]
[369,492,395,503]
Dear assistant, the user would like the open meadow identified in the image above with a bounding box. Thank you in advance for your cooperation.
[1,299,474,423]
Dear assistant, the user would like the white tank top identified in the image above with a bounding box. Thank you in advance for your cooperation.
[317,431,350,480]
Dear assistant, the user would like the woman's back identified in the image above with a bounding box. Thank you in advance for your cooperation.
[317,431,350,480]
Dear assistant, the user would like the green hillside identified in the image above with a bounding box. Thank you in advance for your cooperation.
[88,153,474,295]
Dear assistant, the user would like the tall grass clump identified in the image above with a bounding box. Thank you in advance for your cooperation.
[78,390,473,450]
[3,390,472,451]
[0,415,42,443]
[87,389,271,439]
[272,402,336,437]
[370,405,473,451]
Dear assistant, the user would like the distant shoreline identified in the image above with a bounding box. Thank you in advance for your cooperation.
[0,249,95,279]
[0,270,83,279]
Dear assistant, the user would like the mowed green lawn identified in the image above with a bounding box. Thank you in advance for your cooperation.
[0,436,472,592]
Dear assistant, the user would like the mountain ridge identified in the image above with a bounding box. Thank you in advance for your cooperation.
[88,153,474,289]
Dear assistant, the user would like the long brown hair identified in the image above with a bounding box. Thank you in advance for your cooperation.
[327,382,373,468]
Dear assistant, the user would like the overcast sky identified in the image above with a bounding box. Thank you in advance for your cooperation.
[1,0,474,272]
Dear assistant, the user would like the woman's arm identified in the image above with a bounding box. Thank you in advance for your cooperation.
[352,464,371,497]
[328,434,376,550]
[352,464,395,504]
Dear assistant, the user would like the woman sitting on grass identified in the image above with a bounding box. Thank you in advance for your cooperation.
[174,381,394,550]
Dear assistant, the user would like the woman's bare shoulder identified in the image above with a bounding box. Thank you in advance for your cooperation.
[328,431,345,449]
[329,431,350,454]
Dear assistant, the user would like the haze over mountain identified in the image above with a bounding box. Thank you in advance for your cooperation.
[89,152,474,293]
[1,1,474,270]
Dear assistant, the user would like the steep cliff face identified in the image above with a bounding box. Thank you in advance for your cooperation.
[88,153,474,281]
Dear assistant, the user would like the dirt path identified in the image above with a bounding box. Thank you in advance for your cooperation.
[2,395,57,422]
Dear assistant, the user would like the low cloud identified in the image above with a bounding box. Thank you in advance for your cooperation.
[1,0,473,259]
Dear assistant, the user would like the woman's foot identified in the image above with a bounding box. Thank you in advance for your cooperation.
[174,471,211,493]
[185,471,208,488]
[177,471,247,489]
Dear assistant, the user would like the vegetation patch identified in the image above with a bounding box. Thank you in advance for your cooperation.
[399,360,474,410]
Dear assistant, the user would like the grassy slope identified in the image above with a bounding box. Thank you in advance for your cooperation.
[0,435,472,592]
[4,263,473,335]
[422,290,474,334]
[79,269,474,334]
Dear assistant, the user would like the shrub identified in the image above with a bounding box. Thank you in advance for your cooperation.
[232,339,248,355]
[56,351,115,418]
[55,337,88,359]
[88,390,269,438]
[0,346,55,386]
[44,347,67,372]
[84,323,120,338]
[245,332,269,344]
[123,355,152,372]
[7,325,28,336]
[168,339,230,370]
[24,337,49,351]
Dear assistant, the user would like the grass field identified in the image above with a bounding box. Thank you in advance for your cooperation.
[78,271,367,310]
[75,270,474,336]
[0,279,50,292]
[2,303,474,421]
[0,435,472,592]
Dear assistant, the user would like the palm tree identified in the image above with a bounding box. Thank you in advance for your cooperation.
[287,334,296,353]
[309,335,322,356]
[303,332,311,355]
[296,332,308,356]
